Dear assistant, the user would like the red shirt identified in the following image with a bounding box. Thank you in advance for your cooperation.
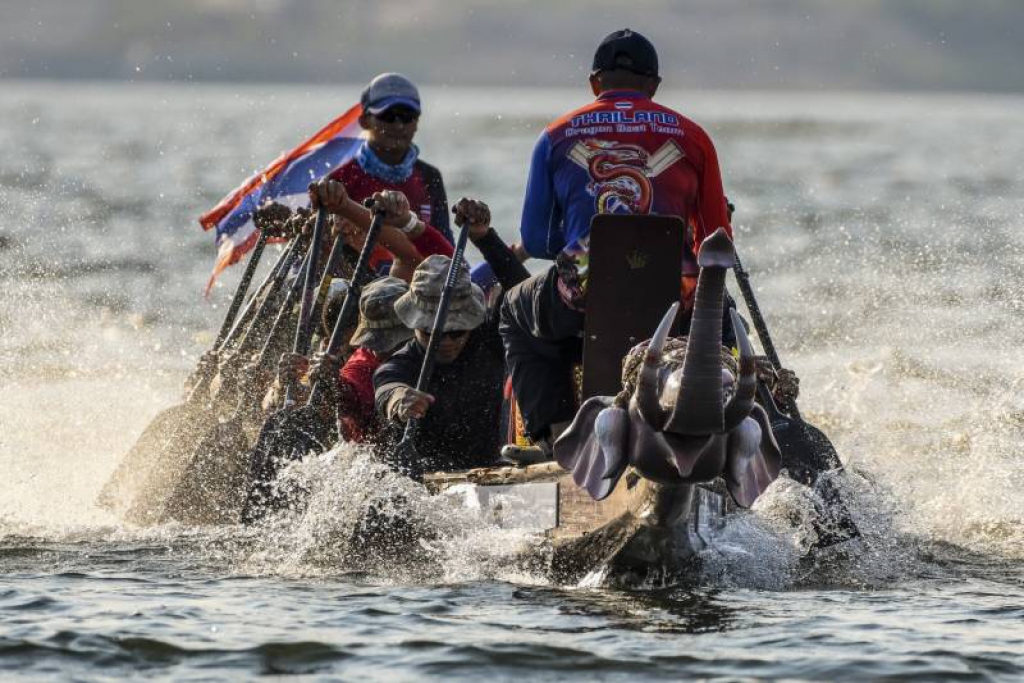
[336,347,383,443]
[329,157,454,268]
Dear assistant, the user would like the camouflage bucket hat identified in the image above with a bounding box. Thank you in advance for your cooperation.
[350,276,413,353]
[394,255,486,332]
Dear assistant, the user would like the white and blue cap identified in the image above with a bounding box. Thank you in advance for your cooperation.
[361,73,421,115]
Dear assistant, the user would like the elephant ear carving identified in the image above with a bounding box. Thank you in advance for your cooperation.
[724,405,782,508]
[749,403,782,482]
[554,397,630,501]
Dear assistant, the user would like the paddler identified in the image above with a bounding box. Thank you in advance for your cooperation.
[310,180,454,282]
[328,73,454,245]
[500,29,737,458]
[373,200,530,478]
[259,185,482,444]
[271,276,413,443]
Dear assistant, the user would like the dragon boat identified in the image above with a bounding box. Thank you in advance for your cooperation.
[109,215,841,583]
[411,219,792,583]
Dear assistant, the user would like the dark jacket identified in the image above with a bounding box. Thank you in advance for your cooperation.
[373,229,529,477]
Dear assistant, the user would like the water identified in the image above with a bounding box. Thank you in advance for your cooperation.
[2,81,1024,680]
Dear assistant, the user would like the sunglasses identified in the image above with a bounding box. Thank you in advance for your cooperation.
[375,107,419,124]
[418,328,469,340]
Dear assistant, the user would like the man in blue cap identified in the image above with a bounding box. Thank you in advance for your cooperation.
[328,73,453,243]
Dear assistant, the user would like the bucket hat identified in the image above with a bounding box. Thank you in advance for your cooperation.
[394,255,486,332]
[350,276,414,353]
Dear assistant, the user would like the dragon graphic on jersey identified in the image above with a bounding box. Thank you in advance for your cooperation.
[569,139,685,215]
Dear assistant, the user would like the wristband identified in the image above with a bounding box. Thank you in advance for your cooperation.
[399,213,421,234]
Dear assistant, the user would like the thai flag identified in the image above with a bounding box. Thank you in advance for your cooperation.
[199,103,364,293]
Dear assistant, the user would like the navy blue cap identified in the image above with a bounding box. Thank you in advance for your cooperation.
[592,29,659,77]
[361,73,421,115]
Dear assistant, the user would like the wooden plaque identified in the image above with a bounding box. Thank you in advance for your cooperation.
[581,214,686,399]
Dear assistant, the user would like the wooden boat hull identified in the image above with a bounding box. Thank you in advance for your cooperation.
[425,462,732,584]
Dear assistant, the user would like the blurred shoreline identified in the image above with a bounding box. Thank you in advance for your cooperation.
[3,0,1024,93]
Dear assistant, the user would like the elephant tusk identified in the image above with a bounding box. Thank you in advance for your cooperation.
[634,302,678,427]
[723,308,757,431]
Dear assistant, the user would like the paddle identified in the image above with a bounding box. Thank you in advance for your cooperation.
[284,205,331,405]
[732,252,860,545]
[163,241,319,524]
[215,235,305,377]
[217,235,300,359]
[241,200,388,523]
[97,227,290,513]
[116,237,313,525]
[163,216,362,523]
[390,216,472,475]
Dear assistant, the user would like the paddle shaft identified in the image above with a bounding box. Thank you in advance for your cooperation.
[225,249,315,421]
[734,251,846,474]
[241,202,386,522]
[306,203,387,406]
[185,237,304,405]
[212,228,270,349]
[183,232,286,398]
[222,236,300,356]
[734,250,858,542]
[732,252,803,421]
[292,206,331,358]
[257,248,312,365]
[305,233,349,343]
[228,236,305,360]
[399,220,471,445]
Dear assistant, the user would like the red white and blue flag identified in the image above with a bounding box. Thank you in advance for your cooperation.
[199,103,364,292]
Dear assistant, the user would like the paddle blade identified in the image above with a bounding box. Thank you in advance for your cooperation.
[755,384,859,546]
[241,405,334,523]
[101,400,223,526]
[756,384,839,484]
[163,418,252,525]
[810,473,861,548]
[97,402,194,511]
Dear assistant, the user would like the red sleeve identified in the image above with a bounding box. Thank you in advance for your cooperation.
[411,223,454,258]
[338,348,379,420]
[368,244,392,270]
[694,129,733,250]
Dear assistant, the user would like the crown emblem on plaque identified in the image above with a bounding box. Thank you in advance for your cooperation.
[626,250,649,269]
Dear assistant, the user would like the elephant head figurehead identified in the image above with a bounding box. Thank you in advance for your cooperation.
[554,228,782,508]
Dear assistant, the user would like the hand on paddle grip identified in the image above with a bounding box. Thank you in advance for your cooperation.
[253,202,293,238]
[387,385,435,423]
[281,206,312,237]
[308,178,350,215]
[372,190,417,232]
[453,197,491,240]
[277,352,309,391]
[774,366,800,404]
[755,357,800,404]
[307,351,343,408]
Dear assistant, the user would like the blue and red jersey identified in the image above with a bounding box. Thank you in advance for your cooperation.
[519,90,732,301]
